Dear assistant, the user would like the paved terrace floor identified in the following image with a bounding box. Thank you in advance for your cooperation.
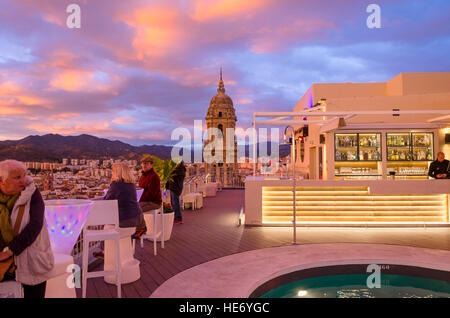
[78,189,450,298]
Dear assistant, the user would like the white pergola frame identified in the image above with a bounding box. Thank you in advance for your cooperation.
[252,109,450,176]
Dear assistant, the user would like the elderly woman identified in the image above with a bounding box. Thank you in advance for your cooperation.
[0,160,54,298]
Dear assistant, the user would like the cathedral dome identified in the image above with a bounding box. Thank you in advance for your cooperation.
[209,93,234,108]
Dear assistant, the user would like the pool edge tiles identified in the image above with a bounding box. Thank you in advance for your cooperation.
[249,264,450,298]
[150,243,450,298]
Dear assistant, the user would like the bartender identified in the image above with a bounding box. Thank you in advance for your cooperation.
[428,152,450,179]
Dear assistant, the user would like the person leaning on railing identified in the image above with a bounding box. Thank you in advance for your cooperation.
[0,159,54,298]
[132,156,162,239]
[428,152,450,179]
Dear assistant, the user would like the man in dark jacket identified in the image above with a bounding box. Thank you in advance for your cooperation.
[166,160,186,224]
[133,156,162,238]
[428,152,450,179]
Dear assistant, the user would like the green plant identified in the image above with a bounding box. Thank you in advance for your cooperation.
[143,154,177,184]
[163,202,174,214]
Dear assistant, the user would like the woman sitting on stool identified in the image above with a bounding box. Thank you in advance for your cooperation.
[93,163,143,259]
[104,163,143,228]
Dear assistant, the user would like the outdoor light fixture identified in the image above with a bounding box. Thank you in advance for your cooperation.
[297,290,308,297]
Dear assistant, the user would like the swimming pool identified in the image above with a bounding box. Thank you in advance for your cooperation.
[251,264,450,298]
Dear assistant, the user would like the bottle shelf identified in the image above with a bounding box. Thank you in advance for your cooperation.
[335,133,381,162]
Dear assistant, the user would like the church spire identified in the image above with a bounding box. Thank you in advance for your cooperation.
[218,67,225,93]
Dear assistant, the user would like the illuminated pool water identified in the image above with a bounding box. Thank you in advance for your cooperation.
[254,265,450,298]
[45,199,94,255]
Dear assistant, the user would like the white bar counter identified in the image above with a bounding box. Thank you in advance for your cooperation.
[245,177,450,226]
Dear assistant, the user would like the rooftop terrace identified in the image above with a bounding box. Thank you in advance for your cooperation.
[77,188,449,298]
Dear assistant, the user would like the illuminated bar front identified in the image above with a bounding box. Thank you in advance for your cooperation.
[245,178,450,226]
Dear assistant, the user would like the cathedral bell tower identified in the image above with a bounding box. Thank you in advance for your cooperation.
[204,69,238,186]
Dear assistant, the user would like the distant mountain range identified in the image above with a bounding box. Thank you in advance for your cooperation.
[0,134,290,162]
[0,134,172,162]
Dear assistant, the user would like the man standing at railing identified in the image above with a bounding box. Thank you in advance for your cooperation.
[132,156,162,239]
[166,160,186,224]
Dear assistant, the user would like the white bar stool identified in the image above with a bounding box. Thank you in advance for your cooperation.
[133,207,165,255]
[82,200,121,298]
[104,227,140,284]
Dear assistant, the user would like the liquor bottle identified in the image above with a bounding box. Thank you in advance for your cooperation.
[426,148,431,160]
[388,136,392,146]
[424,135,430,146]
[336,150,341,161]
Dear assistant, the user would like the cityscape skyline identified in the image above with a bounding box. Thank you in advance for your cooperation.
[0,0,449,146]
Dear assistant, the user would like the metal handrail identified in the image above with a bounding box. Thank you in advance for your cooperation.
[283,126,297,245]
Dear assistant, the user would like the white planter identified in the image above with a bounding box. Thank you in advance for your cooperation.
[144,212,174,242]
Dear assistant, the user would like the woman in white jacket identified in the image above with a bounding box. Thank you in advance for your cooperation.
[0,160,54,298]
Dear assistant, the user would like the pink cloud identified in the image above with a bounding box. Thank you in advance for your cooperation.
[190,0,270,22]
[112,117,138,125]
[50,113,80,120]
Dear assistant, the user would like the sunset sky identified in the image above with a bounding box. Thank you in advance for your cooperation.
[1,0,449,146]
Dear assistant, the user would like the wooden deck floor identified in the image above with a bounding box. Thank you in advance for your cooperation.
[77,189,450,298]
